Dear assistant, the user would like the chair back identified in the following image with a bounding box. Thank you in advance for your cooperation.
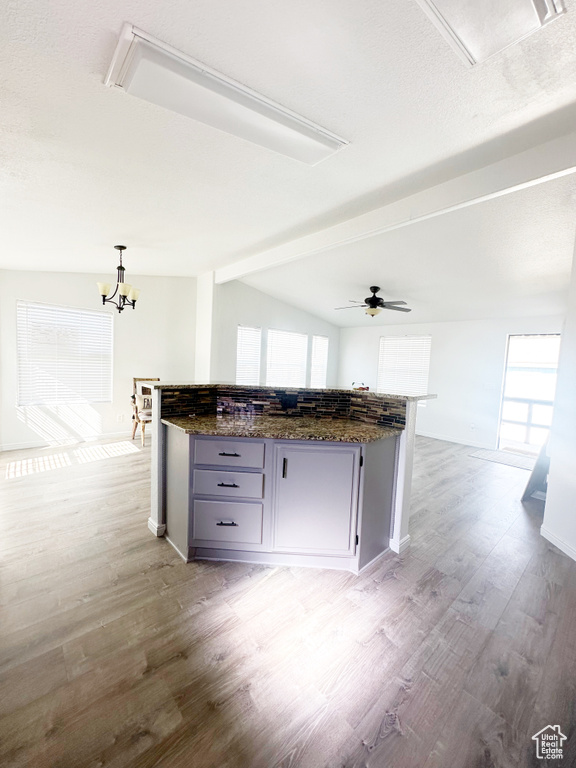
[133,377,159,397]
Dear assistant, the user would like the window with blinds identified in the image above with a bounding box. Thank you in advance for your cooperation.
[266,329,308,387]
[17,301,113,405]
[236,325,262,385]
[377,335,431,397]
[310,335,329,389]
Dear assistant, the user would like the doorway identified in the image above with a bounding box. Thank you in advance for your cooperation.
[498,334,561,455]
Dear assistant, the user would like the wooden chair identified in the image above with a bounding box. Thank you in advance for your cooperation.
[131,378,159,446]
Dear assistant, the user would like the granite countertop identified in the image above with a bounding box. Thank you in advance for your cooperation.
[161,414,401,443]
[148,381,435,402]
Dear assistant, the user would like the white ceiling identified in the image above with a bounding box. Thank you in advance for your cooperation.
[2,0,576,322]
[241,175,576,325]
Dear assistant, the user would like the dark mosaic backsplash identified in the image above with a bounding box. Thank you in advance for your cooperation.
[159,385,406,428]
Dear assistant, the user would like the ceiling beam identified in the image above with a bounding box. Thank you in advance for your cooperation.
[215,131,576,284]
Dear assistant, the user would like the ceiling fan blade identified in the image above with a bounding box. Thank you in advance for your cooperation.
[382,300,407,305]
[384,305,412,312]
[347,299,365,303]
[334,305,367,310]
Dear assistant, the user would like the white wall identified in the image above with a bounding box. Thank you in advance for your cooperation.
[542,254,576,561]
[338,316,563,449]
[0,269,196,450]
[210,281,340,386]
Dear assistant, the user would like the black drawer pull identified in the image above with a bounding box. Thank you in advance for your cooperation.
[217,482,239,488]
[217,521,238,527]
[219,452,240,457]
[282,458,288,478]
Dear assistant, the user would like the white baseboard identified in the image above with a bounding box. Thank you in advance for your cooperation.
[0,430,132,453]
[415,430,495,450]
[148,517,166,538]
[192,546,361,573]
[541,526,576,563]
[164,535,188,561]
[358,547,390,574]
[389,534,411,554]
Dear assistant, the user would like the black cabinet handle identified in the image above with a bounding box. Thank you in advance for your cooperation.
[217,521,238,527]
[219,452,240,457]
[282,458,288,478]
[217,482,239,488]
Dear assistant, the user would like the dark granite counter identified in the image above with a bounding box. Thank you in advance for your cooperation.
[161,414,401,443]
[149,381,435,402]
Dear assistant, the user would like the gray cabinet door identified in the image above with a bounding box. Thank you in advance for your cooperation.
[273,443,360,555]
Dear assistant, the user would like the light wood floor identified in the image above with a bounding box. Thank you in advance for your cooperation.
[0,436,575,768]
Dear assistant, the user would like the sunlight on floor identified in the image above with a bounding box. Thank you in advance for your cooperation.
[74,441,140,464]
[4,441,140,479]
[5,452,73,478]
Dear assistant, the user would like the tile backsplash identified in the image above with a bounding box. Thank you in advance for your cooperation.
[159,385,406,428]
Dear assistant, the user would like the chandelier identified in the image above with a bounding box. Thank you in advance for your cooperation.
[96,245,140,312]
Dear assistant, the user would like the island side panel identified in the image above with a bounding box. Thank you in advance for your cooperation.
[357,435,398,570]
[389,399,418,553]
[164,427,191,560]
[148,387,166,536]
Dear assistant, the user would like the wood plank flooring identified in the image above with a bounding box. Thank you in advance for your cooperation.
[1,435,575,767]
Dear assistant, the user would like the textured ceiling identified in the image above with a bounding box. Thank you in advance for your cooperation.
[1,0,576,286]
[241,176,576,325]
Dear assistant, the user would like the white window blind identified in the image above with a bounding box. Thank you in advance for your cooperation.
[310,335,329,388]
[377,336,431,397]
[266,329,308,387]
[236,325,262,385]
[17,301,113,405]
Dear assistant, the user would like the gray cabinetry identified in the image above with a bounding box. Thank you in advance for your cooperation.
[273,443,361,555]
[163,429,397,573]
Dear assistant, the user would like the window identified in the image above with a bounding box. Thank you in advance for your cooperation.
[498,334,560,452]
[377,335,431,397]
[17,301,113,405]
[266,329,308,387]
[310,335,329,389]
[236,325,262,385]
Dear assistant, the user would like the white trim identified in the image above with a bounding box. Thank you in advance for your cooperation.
[0,430,132,453]
[149,517,167,538]
[540,526,576,562]
[181,545,363,573]
[357,547,390,574]
[164,533,186,556]
[389,534,411,555]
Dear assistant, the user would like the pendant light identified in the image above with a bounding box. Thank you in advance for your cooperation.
[97,245,140,312]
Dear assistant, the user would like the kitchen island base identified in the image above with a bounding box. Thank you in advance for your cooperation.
[163,429,398,575]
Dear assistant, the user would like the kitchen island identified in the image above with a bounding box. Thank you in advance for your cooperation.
[147,384,434,574]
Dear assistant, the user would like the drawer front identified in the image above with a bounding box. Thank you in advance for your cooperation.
[193,469,264,498]
[193,501,263,544]
[194,439,265,468]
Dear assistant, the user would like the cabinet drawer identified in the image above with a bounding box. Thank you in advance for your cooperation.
[193,469,264,498]
[194,439,264,468]
[193,501,263,544]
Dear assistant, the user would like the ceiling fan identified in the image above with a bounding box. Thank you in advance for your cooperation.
[335,286,412,317]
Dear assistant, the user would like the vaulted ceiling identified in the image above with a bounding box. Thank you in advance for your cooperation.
[2,0,576,324]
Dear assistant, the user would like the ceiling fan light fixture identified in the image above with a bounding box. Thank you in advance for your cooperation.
[365,307,382,317]
[105,24,349,165]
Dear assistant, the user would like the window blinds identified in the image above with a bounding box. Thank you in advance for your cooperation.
[236,325,262,385]
[310,335,329,389]
[17,301,113,405]
[266,329,308,387]
[377,335,431,396]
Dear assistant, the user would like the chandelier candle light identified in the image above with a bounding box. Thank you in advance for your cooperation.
[97,245,140,312]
